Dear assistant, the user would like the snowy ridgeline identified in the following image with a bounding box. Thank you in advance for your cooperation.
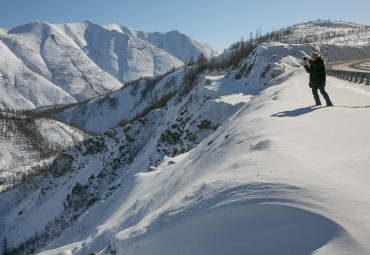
[0,21,220,110]
[1,39,370,255]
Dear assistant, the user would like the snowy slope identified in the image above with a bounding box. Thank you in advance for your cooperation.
[0,36,77,109]
[0,21,220,110]
[58,21,184,83]
[0,114,89,191]
[45,66,370,255]
[0,21,123,109]
[106,70,370,255]
[0,69,252,253]
[1,40,370,255]
[52,70,187,134]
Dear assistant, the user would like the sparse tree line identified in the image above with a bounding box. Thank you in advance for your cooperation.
[0,161,52,194]
[1,160,57,254]
[2,212,71,255]
[0,115,83,161]
[0,108,93,136]
[0,117,61,156]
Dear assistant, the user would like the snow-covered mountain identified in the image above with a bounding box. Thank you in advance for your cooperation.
[0,21,220,110]
[1,21,370,255]
[104,24,220,63]
[260,20,370,45]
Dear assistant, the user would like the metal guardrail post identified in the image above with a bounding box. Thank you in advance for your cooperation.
[327,69,369,85]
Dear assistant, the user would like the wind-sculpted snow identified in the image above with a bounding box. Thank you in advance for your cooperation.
[112,203,349,255]
[0,21,219,110]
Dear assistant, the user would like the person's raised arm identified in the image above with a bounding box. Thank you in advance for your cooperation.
[303,59,310,73]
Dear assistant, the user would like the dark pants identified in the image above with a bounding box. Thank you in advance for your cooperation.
[311,83,332,106]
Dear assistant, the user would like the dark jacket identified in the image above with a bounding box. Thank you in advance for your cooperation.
[304,56,326,86]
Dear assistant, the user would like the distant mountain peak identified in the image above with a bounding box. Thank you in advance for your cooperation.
[7,20,51,34]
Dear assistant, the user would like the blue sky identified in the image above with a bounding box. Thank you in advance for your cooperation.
[1,0,369,51]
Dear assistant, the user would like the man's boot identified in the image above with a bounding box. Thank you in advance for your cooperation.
[314,95,321,106]
[323,94,333,106]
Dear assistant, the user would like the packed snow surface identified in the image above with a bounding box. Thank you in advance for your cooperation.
[36,67,370,254]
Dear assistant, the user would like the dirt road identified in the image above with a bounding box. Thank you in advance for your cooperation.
[326,58,370,73]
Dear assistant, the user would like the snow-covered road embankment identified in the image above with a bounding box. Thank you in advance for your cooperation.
[106,71,370,255]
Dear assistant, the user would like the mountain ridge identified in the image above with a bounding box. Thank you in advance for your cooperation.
[103,23,220,62]
[0,20,220,110]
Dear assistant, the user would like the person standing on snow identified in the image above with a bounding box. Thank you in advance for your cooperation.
[303,52,333,106]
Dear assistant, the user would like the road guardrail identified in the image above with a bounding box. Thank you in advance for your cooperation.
[326,69,370,85]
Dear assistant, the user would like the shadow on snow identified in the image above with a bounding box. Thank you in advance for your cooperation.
[271,106,322,117]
